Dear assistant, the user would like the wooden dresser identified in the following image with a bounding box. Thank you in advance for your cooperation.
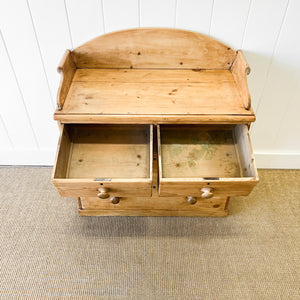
[51,28,259,217]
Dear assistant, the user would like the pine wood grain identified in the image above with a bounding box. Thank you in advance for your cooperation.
[67,125,151,179]
[158,124,258,197]
[230,50,251,110]
[78,208,229,217]
[51,28,259,217]
[79,195,228,211]
[57,50,76,110]
[78,148,229,216]
[159,125,241,178]
[71,28,236,69]
[52,124,153,197]
[158,180,258,197]
[54,113,256,124]
[234,124,259,178]
[73,68,234,82]
[56,69,251,116]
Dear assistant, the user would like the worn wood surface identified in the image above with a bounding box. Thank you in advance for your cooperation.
[78,144,229,217]
[158,180,258,197]
[79,195,228,211]
[54,113,256,124]
[78,208,229,217]
[159,125,241,178]
[51,28,258,217]
[52,180,152,197]
[71,28,236,69]
[52,124,71,179]
[73,68,235,82]
[78,197,229,217]
[67,125,151,179]
[56,50,76,110]
[234,124,259,178]
[56,69,250,116]
[230,50,251,110]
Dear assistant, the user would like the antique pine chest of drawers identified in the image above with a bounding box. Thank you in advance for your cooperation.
[51,28,259,217]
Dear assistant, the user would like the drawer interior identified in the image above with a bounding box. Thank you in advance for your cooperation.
[158,124,257,179]
[54,124,152,179]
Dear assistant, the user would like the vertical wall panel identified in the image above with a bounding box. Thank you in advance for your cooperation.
[176,0,214,34]
[252,0,300,152]
[272,0,300,153]
[103,0,139,33]
[0,116,13,150]
[210,0,251,48]
[28,0,72,106]
[241,0,289,112]
[140,0,176,27]
[0,0,299,166]
[0,31,38,149]
[0,0,57,149]
[275,89,300,152]
[66,0,104,48]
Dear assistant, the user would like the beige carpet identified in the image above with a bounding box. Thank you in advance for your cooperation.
[0,168,299,299]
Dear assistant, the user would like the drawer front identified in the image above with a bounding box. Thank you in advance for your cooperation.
[52,180,152,197]
[159,180,257,197]
[52,124,153,197]
[79,195,228,211]
[158,124,259,197]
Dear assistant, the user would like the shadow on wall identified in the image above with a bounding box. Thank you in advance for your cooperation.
[244,50,300,113]
[240,50,300,153]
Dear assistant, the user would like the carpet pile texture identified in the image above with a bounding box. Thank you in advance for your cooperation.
[0,168,299,299]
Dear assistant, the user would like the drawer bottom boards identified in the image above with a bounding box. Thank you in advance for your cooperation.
[78,195,230,217]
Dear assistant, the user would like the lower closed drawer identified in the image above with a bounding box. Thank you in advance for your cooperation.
[52,124,153,197]
[158,124,259,197]
[79,196,228,211]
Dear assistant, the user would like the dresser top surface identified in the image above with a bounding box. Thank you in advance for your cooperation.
[54,69,254,123]
[55,28,255,124]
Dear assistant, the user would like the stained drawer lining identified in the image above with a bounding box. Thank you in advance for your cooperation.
[158,124,258,180]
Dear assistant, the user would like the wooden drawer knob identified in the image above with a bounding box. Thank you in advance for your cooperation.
[187,196,197,205]
[97,187,109,199]
[110,197,120,204]
[201,187,214,199]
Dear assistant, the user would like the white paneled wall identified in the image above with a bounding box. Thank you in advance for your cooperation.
[0,0,299,167]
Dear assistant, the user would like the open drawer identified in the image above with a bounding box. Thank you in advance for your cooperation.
[52,124,153,197]
[158,124,258,197]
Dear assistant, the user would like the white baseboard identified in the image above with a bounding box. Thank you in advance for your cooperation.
[254,152,300,169]
[0,149,300,169]
[0,149,56,166]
